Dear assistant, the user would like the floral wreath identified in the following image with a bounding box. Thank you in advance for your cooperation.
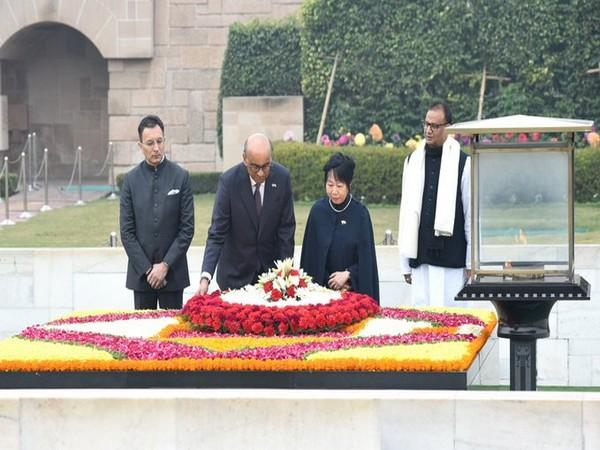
[257,259,311,302]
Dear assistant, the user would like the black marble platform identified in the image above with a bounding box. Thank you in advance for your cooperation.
[0,366,477,389]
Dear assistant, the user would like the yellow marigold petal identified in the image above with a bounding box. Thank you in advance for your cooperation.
[307,341,468,362]
[0,338,115,361]
[167,336,336,351]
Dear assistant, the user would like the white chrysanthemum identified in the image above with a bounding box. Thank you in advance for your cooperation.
[222,285,341,307]
[457,324,484,336]
[356,318,431,337]
[274,258,294,275]
[44,317,179,339]
[274,277,287,291]
[258,273,275,284]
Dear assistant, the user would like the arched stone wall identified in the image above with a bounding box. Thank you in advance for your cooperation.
[0,0,153,59]
[0,0,305,175]
[1,23,109,177]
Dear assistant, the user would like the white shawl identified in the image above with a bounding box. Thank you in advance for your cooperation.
[398,136,462,259]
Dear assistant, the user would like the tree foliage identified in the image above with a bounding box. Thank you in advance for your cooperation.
[218,1,599,145]
[301,0,599,141]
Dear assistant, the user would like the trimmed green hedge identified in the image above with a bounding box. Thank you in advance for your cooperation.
[116,172,220,195]
[0,173,18,197]
[273,142,409,203]
[116,146,600,204]
[218,18,302,155]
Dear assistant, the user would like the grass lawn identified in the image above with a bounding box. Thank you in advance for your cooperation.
[0,194,401,247]
[0,195,599,247]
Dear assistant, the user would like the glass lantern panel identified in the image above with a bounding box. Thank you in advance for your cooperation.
[477,150,569,274]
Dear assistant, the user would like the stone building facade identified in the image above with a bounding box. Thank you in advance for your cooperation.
[0,0,303,178]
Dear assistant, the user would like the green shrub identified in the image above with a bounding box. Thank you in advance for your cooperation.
[0,172,18,197]
[575,147,600,202]
[188,172,220,194]
[116,172,221,195]
[273,141,409,203]
[115,145,600,204]
[218,18,302,155]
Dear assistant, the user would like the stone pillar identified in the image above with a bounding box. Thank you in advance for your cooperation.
[0,95,7,151]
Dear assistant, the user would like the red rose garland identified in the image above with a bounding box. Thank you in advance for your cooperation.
[181,291,380,336]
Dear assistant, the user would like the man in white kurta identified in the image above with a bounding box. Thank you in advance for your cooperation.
[398,101,471,307]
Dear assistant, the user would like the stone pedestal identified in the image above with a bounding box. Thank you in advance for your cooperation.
[222,96,303,170]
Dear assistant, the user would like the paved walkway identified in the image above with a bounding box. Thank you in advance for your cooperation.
[0,180,116,224]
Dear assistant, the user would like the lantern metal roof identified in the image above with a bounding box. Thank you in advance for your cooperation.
[446,114,593,135]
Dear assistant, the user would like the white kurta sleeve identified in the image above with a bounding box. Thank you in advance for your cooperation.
[462,157,471,269]
[400,255,411,275]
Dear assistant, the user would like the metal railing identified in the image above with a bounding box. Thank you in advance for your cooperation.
[0,133,122,226]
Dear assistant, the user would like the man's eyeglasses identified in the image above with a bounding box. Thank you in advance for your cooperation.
[142,138,165,148]
[422,121,448,131]
[247,162,272,173]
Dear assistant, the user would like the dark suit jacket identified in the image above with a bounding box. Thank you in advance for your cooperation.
[120,158,194,291]
[201,162,295,290]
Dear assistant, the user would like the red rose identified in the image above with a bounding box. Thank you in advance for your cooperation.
[251,322,264,334]
[263,281,273,292]
[273,313,286,322]
[277,322,289,335]
[287,286,296,298]
[229,321,241,334]
[290,269,299,276]
[316,314,327,328]
[271,289,283,301]
[264,325,275,337]
[298,317,308,330]
[299,279,307,288]
[242,320,254,333]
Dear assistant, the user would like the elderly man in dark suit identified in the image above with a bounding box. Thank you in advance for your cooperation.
[196,133,295,295]
[120,115,194,309]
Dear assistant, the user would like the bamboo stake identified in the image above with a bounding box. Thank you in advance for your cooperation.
[477,64,487,120]
[316,52,340,144]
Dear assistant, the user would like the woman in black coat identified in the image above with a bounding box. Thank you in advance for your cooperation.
[300,152,379,303]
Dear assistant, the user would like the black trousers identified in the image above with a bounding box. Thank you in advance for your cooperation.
[134,290,183,310]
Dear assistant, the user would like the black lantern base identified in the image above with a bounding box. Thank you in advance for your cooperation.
[456,276,590,391]
[510,339,537,390]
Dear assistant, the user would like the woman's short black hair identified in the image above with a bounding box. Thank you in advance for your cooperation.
[323,152,355,186]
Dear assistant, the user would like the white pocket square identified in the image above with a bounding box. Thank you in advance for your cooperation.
[167,189,180,196]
